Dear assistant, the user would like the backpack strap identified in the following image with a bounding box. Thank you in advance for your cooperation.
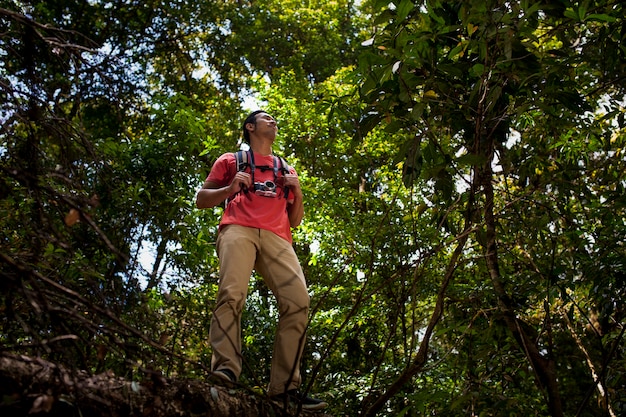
[235,150,255,180]
[274,156,291,200]
[227,150,253,204]
[275,156,290,175]
[246,150,256,184]
[235,150,251,172]
[234,150,244,170]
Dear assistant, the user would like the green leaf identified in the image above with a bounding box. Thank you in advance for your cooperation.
[437,63,465,78]
[456,153,487,167]
[585,13,617,22]
[577,1,588,21]
[564,8,579,21]
[470,63,485,77]
[396,0,415,21]
[448,42,465,60]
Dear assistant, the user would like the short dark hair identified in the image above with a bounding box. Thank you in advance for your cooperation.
[242,110,266,144]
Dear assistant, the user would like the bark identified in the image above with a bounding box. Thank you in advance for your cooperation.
[0,353,332,417]
[480,165,564,417]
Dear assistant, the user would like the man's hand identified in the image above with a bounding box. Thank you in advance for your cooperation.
[280,174,304,227]
[280,174,303,199]
[196,172,252,209]
[231,171,252,194]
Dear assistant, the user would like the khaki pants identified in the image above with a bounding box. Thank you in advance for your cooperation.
[210,224,310,396]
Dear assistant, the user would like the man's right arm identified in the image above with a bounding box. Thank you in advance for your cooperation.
[195,172,252,209]
[195,180,230,209]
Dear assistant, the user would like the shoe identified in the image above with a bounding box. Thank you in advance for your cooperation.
[271,389,328,410]
[212,368,236,383]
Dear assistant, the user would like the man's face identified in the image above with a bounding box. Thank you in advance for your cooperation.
[250,113,277,138]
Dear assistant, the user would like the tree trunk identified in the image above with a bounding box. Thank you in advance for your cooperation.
[479,164,564,417]
[0,353,331,417]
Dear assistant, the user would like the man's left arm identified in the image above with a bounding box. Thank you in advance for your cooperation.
[284,174,304,227]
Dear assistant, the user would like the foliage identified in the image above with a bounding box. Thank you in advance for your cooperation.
[353,0,626,416]
[1,0,625,416]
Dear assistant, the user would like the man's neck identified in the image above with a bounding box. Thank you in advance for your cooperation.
[248,140,273,156]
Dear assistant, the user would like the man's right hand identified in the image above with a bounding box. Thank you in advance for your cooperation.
[231,172,251,194]
[196,172,251,209]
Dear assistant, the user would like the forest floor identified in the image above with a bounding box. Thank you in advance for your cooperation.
[0,353,332,417]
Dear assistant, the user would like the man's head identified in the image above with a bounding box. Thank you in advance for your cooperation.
[242,110,265,144]
[242,110,277,143]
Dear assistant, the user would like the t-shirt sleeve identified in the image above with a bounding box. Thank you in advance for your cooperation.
[206,153,235,187]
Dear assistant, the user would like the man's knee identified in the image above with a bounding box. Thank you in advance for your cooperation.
[277,288,309,316]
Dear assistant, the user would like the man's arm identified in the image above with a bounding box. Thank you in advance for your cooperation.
[196,172,251,209]
[284,174,304,228]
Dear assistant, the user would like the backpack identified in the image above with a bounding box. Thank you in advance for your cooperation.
[233,150,292,200]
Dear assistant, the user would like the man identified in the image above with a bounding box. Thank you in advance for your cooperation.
[196,110,326,410]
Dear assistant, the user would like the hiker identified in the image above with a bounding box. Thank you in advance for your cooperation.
[196,110,326,410]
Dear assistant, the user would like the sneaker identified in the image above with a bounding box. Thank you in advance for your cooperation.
[212,368,236,383]
[271,389,328,411]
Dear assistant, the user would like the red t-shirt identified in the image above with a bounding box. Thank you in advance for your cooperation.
[206,152,297,243]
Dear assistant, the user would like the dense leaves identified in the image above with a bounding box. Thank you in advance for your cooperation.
[355,0,626,416]
[1,1,625,416]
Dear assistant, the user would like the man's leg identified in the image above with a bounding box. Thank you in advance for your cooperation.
[210,225,258,379]
[255,229,310,396]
